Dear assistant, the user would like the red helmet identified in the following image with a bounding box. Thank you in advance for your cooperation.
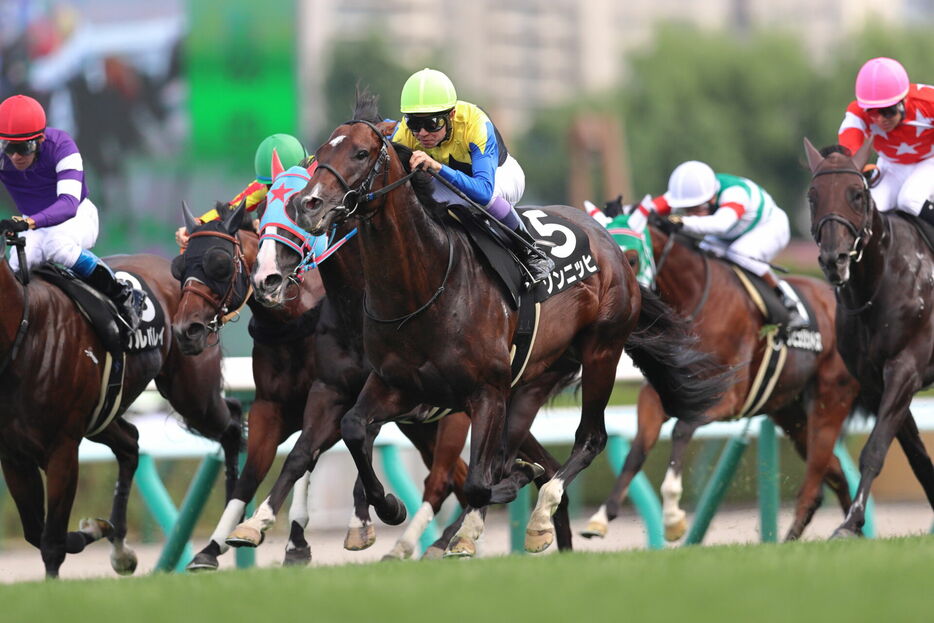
[0,95,46,141]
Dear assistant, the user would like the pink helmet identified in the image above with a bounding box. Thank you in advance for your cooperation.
[855,57,909,109]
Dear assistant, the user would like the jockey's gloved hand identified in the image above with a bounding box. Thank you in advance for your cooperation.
[0,217,29,234]
[660,214,684,233]
[861,163,880,186]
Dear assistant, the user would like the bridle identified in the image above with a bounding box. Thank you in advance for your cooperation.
[810,167,873,264]
[0,233,30,376]
[181,230,251,336]
[312,118,453,329]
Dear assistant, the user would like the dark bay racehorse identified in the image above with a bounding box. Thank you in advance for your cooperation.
[253,92,728,554]
[582,214,860,542]
[0,225,240,578]
[804,138,934,536]
[220,159,576,559]
[171,202,481,566]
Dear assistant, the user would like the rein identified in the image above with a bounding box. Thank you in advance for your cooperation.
[654,231,712,321]
[182,230,251,334]
[0,235,30,376]
[810,165,886,315]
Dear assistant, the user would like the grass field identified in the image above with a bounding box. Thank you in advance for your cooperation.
[3,537,930,623]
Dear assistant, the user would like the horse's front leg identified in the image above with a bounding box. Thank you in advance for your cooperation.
[340,373,415,526]
[894,411,934,510]
[40,440,81,578]
[226,385,345,548]
[834,359,920,538]
[659,418,701,542]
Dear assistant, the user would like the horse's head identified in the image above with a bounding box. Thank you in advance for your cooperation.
[252,164,329,307]
[293,90,402,235]
[605,212,656,288]
[804,137,874,286]
[172,201,251,355]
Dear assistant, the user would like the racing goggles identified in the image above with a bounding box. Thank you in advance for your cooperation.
[1,139,39,156]
[867,102,903,119]
[405,113,448,134]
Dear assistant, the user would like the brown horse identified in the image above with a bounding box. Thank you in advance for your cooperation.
[217,158,578,559]
[803,138,934,537]
[0,225,240,578]
[170,202,485,566]
[254,91,728,555]
[582,212,860,542]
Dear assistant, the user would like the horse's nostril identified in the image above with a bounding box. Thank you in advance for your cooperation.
[264,274,283,291]
[184,323,206,339]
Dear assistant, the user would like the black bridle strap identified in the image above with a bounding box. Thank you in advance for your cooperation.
[362,226,455,330]
[810,166,872,260]
[183,230,250,332]
[0,238,31,376]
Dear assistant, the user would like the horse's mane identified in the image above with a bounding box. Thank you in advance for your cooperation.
[819,144,852,159]
[352,87,382,124]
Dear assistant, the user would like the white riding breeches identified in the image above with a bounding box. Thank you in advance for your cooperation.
[9,198,99,271]
[872,155,934,215]
[701,206,790,277]
[491,154,526,208]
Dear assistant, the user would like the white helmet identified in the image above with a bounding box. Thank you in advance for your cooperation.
[663,161,719,209]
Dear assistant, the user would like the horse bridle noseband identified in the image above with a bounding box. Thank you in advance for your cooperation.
[182,230,251,335]
[810,167,873,264]
[313,119,453,330]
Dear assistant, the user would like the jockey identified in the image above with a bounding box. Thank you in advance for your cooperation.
[628,160,806,330]
[391,68,554,283]
[175,133,311,249]
[0,94,142,330]
[838,56,934,227]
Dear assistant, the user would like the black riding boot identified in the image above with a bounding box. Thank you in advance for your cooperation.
[775,285,807,331]
[919,200,934,227]
[513,221,555,284]
[84,262,142,331]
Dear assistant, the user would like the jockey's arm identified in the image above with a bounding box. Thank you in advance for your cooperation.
[437,120,499,206]
[29,137,84,228]
[680,186,746,236]
[838,103,871,156]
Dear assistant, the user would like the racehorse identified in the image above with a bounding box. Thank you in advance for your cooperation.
[803,138,934,537]
[0,223,240,578]
[582,212,860,542]
[218,158,577,559]
[249,90,728,554]
[171,200,479,566]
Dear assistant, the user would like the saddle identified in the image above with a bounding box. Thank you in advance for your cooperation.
[890,211,934,255]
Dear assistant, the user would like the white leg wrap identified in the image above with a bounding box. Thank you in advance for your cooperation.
[587,504,610,526]
[527,478,564,532]
[388,501,434,559]
[288,472,312,527]
[209,499,247,554]
[660,468,685,525]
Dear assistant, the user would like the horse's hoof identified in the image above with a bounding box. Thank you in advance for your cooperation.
[343,524,376,551]
[186,551,219,573]
[421,546,445,560]
[579,520,608,539]
[111,548,138,576]
[225,524,264,548]
[376,494,407,526]
[443,536,476,559]
[382,541,414,561]
[515,458,546,480]
[283,545,312,567]
[665,517,688,542]
[524,528,554,553]
[830,526,863,540]
[79,518,114,541]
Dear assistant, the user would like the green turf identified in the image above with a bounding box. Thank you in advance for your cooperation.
[3,537,930,623]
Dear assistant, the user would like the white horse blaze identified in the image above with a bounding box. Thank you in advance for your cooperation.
[660,468,685,524]
[527,478,565,532]
[209,499,247,553]
[329,135,346,147]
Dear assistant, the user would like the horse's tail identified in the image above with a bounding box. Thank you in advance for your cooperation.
[623,285,731,422]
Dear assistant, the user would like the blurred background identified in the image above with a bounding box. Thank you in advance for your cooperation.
[1,1,933,548]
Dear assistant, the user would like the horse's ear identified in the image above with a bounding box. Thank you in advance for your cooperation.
[270,147,285,182]
[181,200,198,232]
[224,200,246,235]
[803,137,824,173]
[851,137,873,171]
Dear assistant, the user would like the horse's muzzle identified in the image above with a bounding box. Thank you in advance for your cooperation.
[818,250,850,286]
[174,323,208,356]
[252,273,286,309]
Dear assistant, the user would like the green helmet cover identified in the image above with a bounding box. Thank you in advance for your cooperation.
[254,133,307,183]
[400,68,457,114]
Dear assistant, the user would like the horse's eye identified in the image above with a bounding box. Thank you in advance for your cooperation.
[355,149,369,160]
